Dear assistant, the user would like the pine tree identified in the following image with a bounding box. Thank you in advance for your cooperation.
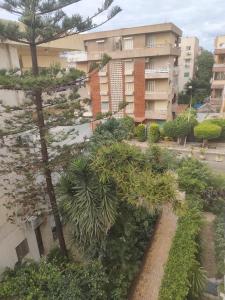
[0,0,121,256]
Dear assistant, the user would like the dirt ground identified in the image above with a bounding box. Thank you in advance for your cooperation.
[200,212,217,278]
[130,205,177,300]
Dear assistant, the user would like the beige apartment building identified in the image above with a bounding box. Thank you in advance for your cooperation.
[211,35,225,114]
[178,37,200,92]
[76,23,182,123]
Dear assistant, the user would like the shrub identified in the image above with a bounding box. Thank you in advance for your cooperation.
[163,118,193,143]
[214,214,225,277]
[163,120,178,139]
[194,122,221,145]
[159,202,203,300]
[204,118,225,140]
[119,116,135,139]
[135,124,146,142]
[148,123,160,143]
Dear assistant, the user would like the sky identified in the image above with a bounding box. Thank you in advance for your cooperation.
[0,0,225,50]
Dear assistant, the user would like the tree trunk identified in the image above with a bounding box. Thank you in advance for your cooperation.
[30,44,67,257]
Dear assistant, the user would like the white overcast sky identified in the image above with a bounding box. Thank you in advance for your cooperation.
[1,0,225,50]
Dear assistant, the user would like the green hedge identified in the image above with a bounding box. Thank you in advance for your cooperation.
[135,124,146,142]
[204,119,225,140]
[215,214,225,277]
[159,202,202,300]
[194,123,221,141]
[148,123,160,143]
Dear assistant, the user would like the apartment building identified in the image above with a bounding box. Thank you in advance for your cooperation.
[211,35,225,114]
[178,37,200,92]
[76,23,182,123]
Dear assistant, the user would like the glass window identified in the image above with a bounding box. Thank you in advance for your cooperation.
[16,239,29,262]
[125,82,134,93]
[123,37,133,50]
[145,58,154,69]
[215,72,225,80]
[186,46,191,50]
[146,35,155,48]
[124,60,134,73]
[146,80,155,91]
[126,103,134,113]
[184,72,190,77]
[96,40,105,52]
[101,102,109,111]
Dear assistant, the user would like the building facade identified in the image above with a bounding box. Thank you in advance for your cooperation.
[178,37,200,92]
[211,35,225,114]
[76,23,182,123]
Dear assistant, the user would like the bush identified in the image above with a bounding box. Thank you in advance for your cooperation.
[0,260,108,300]
[163,118,193,143]
[204,118,225,140]
[215,214,225,277]
[159,202,203,300]
[148,123,160,143]
[119,116,135,140]
[194,122,221,144]
[135,124,146,142]
[163,120,178,139]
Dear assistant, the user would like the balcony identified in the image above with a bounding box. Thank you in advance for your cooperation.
[213,64,225,72]
[210,97,222,106]
[215,48,225,55]
[145,91,169,100]
[145,68,169,79]
[85,44,180,61]
[211,80,225,89]
[145,110,168,120]
[124,70,134,76]
[125,90,134,96]
[99,70,107,76]
[99,77,108,83]
[101,96,109,102]
[100,90,108,96]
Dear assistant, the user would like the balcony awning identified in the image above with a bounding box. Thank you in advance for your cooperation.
[134,117,146,123]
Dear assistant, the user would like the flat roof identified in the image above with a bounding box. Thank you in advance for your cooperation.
[82,23,182,41]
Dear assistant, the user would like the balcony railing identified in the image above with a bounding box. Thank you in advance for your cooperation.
[145,91,169,100]
[145,68,169,79]
[125,90,134,96]
[100,90,108,96]
[145,110,168,120]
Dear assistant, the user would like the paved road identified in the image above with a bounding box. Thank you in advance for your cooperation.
[130,205,177,300]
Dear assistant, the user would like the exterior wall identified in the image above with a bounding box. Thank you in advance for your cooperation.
[211,35,225,110]
[82,23,181,123]
[178,37,199,92]
[134,58,145,120]
[0,44,20,69]
[90,71,101,117]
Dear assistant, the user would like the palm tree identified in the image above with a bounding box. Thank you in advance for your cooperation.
[58,158,118,245]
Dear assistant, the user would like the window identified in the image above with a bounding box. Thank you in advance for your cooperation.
[215,89,223,98]
[16,239,29,262]
[123,37,133,50]
[215,72,225,80]
[124,60,134,73]
[125,82,134,93]
[96,40,105,52]
[184,72,190,77]
[146,80,155,92]
[126,103,134,113]
[100,83,108,93]
[185,59,191,64]
[146,35,155,48]
[145,58,154,70]
[101,102,109,111]
[186,46,191,50]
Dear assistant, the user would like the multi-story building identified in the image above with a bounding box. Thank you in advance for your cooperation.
[178,37,200,92]
[211,35,225,114]
[76,23,182,123]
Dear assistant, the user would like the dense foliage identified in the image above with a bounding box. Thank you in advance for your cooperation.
[159,201,204,300]
[0,259,108,300]
[214,214,225,277]
[203,118,225,140]
[148,123,160,143]
[134,124,146,142]
[194,122,222,144]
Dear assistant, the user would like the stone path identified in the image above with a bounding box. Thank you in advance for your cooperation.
[130,205,177,300]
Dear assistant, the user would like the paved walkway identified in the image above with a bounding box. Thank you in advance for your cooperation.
[130,205,177,300]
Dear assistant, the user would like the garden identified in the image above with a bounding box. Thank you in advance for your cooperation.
[0,116,225,300]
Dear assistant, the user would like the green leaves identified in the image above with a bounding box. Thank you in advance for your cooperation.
[59,157,118,245]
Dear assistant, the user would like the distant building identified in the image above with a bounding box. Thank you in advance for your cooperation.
[210,35,225,115]
[178,37,200,92]
[76,23,182,123]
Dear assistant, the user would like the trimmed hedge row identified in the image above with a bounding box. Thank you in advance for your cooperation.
[159,202,202,300]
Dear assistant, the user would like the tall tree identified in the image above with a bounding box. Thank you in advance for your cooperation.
[178,50,214,104]
[0,0,121,256]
